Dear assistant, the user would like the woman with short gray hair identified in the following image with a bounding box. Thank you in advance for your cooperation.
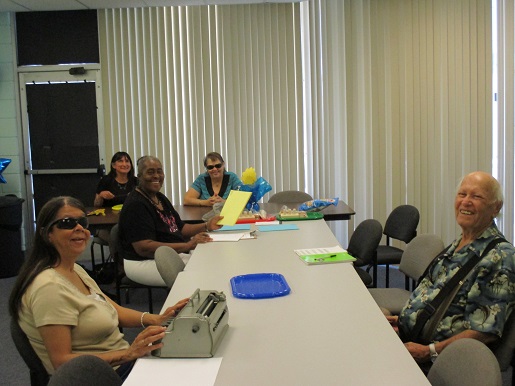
[119,155,223,287]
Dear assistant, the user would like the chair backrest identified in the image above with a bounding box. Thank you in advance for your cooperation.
[154,246,185,288]
[347,219,383,265]
[383,204,420,243]
[494,310,515,371]
[109,224,120,258]
[10,317,49,386]
[109,224,124,274]
[48,355,122,386]
[398,234,445,280]
[97,163,106,177]
[268,190,313,204]
[427,338,502,386]
[109,224,127,293]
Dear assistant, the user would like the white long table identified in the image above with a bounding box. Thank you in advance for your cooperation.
[128,220,429,385]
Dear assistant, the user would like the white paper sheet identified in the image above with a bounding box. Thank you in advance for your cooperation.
[209,233,245,242]
[255,220,280,225]
[239,232,257,240]
[123,357,223,386]
[294,245,346,256]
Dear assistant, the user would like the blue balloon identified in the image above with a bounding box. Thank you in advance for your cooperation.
[239,176,272,211]
[0,158,11,184]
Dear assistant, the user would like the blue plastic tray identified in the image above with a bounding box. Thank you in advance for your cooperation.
[230,273,291,299]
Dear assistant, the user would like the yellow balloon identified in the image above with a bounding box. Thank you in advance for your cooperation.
[241,167,257,185]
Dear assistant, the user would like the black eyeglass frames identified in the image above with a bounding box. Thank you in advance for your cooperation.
[206,163,223,170]
[49,216,89,230]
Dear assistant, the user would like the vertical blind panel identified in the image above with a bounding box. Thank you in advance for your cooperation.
[99,4,302,205]
[99,1,494,246]
[307,0,491,245]
[495,0,515,241]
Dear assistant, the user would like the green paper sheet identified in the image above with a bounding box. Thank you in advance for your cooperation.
[297,252,356,265]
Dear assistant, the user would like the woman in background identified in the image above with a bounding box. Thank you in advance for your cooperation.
[183,152,241,206]
[9,196,188,379]
[94,152,138,207]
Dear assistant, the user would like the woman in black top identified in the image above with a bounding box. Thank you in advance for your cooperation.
[94,152,138,207]
[119,155,223,286]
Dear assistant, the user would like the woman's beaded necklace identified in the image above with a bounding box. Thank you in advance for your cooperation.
[115,174,129,191]
[136,187,162,209]
[136,188,178,233]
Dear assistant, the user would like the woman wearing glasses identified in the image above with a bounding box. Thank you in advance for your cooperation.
[183,151,242,206]
[9,196,188,380]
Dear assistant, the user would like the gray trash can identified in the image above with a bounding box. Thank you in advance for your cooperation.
[0,195,25,278]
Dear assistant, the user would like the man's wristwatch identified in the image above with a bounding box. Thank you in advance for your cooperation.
[429,343,438,363]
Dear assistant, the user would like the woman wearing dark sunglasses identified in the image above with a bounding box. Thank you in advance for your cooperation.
[183,151,242,206]
[9,196,188,380]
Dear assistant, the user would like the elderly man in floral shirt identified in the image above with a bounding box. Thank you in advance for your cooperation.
[388,171,515,365]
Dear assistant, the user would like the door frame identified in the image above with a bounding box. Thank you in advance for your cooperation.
[18,65,106,244]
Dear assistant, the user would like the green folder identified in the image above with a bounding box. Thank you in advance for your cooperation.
[298,252,356,265]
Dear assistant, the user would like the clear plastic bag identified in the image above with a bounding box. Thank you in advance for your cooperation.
[298,197,339,212]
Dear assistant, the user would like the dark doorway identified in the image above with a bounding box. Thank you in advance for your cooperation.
[25,80,101,216]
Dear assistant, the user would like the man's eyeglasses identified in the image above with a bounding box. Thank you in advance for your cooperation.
[49,217,89,230]
[206,163,223,170]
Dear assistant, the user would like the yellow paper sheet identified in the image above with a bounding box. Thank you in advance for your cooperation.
[218,190,252,225]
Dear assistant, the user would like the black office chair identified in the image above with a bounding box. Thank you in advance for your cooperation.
[268,190,313,203]
[368,205,419,287]
[90,232,109,270]
[109,224,168,314]
[90,164,109,269]
[10,317,49,386]
[348,219,383,287]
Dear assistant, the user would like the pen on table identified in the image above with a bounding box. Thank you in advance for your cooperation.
[314,254,336,262]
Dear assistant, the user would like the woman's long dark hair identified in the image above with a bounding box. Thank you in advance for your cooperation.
[108,151,135,180]
[8,196,86,320]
